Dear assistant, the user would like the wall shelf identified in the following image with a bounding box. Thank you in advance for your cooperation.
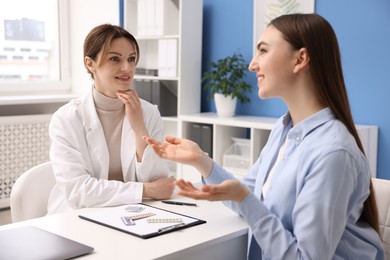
[123,0,203,175]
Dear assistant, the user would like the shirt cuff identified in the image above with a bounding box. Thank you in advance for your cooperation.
[237,192,269,223]
[204,161,234,184]
[133,181,144,201]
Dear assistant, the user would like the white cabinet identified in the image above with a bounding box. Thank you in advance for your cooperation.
[123,0,203,174]
[179,113,278,181]
[356,125,378,177]
[179,113,378,181]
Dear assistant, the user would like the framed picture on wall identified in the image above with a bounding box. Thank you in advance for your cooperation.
[253,0,315,55]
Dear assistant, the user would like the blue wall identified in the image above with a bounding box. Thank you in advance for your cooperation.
[202,0,390,179]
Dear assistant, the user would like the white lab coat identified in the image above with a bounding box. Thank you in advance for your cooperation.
[47,87,169,214]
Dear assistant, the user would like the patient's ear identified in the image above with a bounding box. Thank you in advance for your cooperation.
[293,47,310,73]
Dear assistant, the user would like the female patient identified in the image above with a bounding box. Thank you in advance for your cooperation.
[145,14,384,259]
[47,24,174,214]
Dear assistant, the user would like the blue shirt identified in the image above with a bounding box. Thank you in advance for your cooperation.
[206,108,384,259]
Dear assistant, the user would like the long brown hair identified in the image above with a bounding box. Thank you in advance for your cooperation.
[270,13,379,234]
[83,24,140,79]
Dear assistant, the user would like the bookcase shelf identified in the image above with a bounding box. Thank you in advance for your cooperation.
[123,0,203,175]
[179,113,278,181]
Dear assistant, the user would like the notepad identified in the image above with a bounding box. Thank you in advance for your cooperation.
[79,204,206,239]
[0,225,94,260]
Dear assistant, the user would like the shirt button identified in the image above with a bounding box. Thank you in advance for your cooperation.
[295,136,301,142]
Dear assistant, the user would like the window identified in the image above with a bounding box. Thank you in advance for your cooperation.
[0,0,70,93]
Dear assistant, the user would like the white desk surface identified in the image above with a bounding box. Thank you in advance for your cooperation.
[1,196,249,260]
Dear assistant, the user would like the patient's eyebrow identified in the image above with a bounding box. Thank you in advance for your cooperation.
[256,41,269,51]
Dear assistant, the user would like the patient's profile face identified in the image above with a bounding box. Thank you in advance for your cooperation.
[250,26,297,100]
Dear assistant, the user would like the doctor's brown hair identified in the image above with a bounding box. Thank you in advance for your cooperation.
[270,13,380,234]
[83,24,140,79]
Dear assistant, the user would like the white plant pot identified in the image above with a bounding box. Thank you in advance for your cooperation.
[214,93,237,117]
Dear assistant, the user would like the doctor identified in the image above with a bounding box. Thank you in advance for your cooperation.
[47,24,174,214]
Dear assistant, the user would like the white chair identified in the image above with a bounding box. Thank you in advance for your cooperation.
[10,161,55,223]
[372,178,390,259]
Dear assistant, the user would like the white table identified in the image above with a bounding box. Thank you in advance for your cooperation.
[1,196,249,260]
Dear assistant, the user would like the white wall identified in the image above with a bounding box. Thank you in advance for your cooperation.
[69,0,120,96]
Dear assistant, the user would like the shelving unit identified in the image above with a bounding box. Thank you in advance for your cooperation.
[179,113,278,182]
[123,0,203,174]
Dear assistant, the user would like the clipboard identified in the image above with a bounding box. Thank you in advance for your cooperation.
[79,204,206,239]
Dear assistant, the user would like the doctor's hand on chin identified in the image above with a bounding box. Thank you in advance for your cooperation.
[117,89,149,161]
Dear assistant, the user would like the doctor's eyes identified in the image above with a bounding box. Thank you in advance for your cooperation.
[107,56,121,63]
[108,56,137,63]
[128,56,136,62]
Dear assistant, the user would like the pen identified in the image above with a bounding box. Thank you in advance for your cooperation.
[161,200,198,207]
[158,223,186,233]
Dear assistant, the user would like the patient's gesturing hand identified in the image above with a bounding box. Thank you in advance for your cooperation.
[175,179,250,203]
[144,136,214,178]
[143,136,202,164]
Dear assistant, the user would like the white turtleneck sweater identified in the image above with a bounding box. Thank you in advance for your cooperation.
[93,88,125,181]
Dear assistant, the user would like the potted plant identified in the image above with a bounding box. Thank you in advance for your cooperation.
[202,52,252,116]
